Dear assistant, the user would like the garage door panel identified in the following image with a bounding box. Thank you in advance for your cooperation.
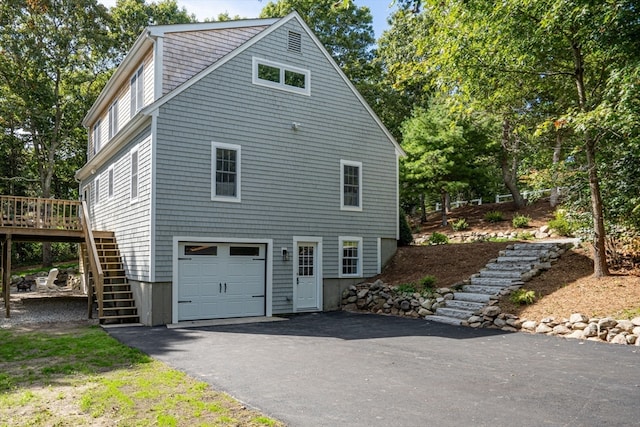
[178,242,266,321]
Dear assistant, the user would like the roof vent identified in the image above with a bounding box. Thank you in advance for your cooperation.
[288,31,302,53]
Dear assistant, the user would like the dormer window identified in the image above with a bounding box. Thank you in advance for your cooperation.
[130,66,144,117]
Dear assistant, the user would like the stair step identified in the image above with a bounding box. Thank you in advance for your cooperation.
[99,314,140,320]
[102,306,137,312]
[496,256,540,263]
[484,262,536,271]
[435,307,472,320]
[445,299,485,311]
[470,277,520,286]
[462,285,505,295]
[102,298,135,303]
[478,269,523,279]
[453,292,491,303]
[426,315,463,326]
[511,243,559,251]
[499,249,550,257]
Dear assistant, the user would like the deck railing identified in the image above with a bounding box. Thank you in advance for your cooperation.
[0,196,81,230]
[79,200,103,319]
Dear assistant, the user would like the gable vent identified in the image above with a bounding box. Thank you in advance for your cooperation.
[288,31,302,53]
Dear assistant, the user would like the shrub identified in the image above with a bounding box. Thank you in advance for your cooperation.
[548,210,573,236]
[428,232,449,245]
[484,210,504,223]
[451,218,469,231]
[512,214,531,228]
[418,275,436,288]
[510,289,536,305]
[516,231,535,240]
[397,283,417,294]
[398,209,414,246]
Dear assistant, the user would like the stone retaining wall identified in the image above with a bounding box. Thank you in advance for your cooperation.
[342,279,640,346]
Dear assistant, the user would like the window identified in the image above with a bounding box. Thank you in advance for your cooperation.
[107,166,114,199]
[339,237,362,278]
[93,120,102,154]
[340,160,362,211]
[108,100,118,139]
[252,57,310,95]
[130,66,144,117]
[211,142,241,202]
[94,176,100,205]
[185,245,217,256]
[130,147,139,202]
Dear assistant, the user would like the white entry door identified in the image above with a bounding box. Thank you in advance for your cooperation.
[296,242,319,310]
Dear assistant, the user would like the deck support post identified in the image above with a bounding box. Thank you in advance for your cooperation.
[2,235,12,318]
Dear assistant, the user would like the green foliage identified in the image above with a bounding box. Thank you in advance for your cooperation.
[418,275,436,288]
[548,210,574,237]
[428,232,449,245]
[510,289,536,305]
[396,283,417,294]
[512,214,531,228]
[451,218,469,231]
[398,209,414,246]
[484,211,504,223]
[260,0,375,84]
[516,232,535,240]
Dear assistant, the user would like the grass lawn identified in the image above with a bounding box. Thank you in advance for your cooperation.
[0,324,282,427]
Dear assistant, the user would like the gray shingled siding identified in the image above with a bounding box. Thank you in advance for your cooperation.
[153,20,398,313]
[82,127,153,282]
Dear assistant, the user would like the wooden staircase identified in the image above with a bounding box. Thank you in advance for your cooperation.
[90,233,139,324]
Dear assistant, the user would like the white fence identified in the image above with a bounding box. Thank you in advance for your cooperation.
[434,188,561,211]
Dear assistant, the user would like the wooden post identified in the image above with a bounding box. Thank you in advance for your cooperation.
[2,236,11,318]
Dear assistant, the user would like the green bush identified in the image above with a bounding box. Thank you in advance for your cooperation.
[428,232,449,245]
[512,214,531,228]
[484,210,504,223]
[451,218,469,231]
[418,275,436,288]
[398,209,414,246]
[510,289,536,305]
[396,283,417,294]
[548,210,573,236]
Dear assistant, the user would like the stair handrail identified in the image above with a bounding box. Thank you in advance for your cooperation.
[80,201,104,318]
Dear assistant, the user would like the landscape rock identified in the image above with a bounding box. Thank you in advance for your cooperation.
[569,313,589,324]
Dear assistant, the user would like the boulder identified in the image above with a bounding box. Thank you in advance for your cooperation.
[569,313,589,324]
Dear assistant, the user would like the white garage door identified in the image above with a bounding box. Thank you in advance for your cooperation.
[178,242,266,321]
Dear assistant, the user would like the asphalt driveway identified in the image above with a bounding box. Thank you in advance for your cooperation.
[108,312,640,426]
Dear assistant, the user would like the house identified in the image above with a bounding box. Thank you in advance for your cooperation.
[75,12,404,326]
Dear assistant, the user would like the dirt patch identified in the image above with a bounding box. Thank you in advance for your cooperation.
[391,199,640,321]
[373,241,511,287]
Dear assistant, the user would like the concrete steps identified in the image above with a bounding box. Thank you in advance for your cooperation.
[431,240,574,326]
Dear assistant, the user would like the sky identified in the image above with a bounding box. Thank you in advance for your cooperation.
[98,0,396,38]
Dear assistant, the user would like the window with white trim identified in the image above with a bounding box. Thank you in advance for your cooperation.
[339,236,363,278]
[94,176,101,205]
[93,120,102,154]
[108,100,118,139]
[130,147,139,202]
[340,160,362,211]
[107,166,114,200]
[252,57,310,96]
[211,142,241,202]
[130,66,144,117]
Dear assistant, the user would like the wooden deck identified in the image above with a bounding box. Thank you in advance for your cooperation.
[1,196,104,320]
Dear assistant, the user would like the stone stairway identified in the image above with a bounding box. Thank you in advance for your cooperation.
[429,240,575,326]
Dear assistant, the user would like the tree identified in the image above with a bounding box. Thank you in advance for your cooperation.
[109,0,195,63]
[0,0,113,265]
[401,99,496,225]
[402,0,640,277]
[260,0,375,85]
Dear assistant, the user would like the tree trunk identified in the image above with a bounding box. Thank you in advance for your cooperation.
[500,118,526,208]
[550,130,563,208]
[419,193,427,224]
[440,190,448,226]
[572,41,609,277]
